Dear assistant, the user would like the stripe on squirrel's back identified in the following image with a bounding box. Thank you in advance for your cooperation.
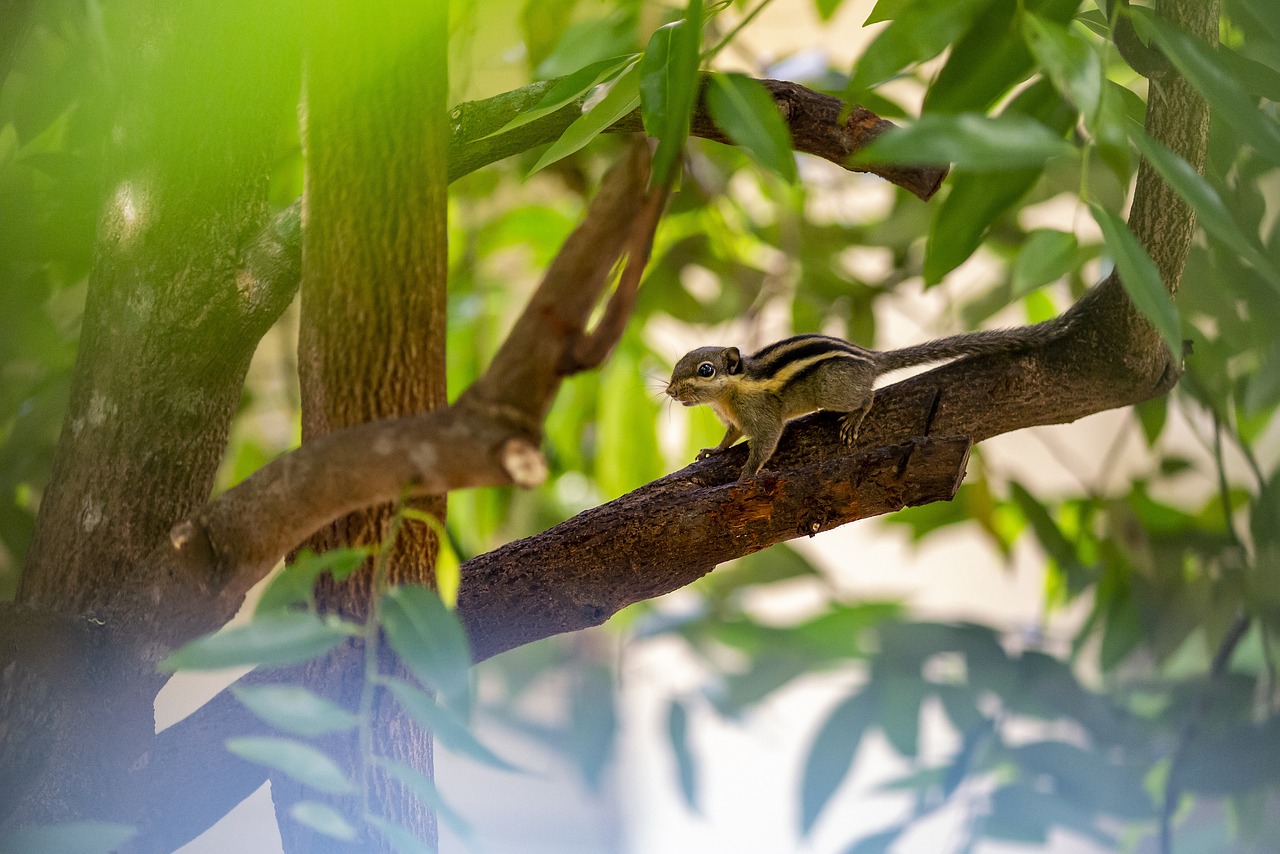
[749,336,872,379]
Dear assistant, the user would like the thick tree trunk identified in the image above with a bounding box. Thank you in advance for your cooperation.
[268,2,450,852]
[2,0,299,828]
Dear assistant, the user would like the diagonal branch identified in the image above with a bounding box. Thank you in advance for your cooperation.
[130,144,665,662]
[449,75,949,200]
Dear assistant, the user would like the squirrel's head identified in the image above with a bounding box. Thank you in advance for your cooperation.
[665,346,743,406]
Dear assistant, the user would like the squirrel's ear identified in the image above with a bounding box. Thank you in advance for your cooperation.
[725,347,742,374]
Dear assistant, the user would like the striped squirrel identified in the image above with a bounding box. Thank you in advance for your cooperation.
[666,322,1066,480]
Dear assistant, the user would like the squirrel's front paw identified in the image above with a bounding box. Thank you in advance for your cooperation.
[695,447,721,461]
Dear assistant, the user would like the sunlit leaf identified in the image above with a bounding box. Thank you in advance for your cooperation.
[706,73,797,183]
[855,112,1076,172]
[487,55,639,139]
[232,684,360,737]
[800,691,874,835]
[0,823,136,854]
[384,678,518,771]
[639,0,703,185]
[381,584,472,715]
[161,612,353,672]
[226,737,354,794]
[289,801,358,842]
[530,65,641,174]
[1090,204,1181,357]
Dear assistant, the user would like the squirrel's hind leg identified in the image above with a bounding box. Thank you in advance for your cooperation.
[837,396,874,444]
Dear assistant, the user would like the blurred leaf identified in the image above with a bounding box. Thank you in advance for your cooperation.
[639,1,703,185]
[232,684,360,737]
[1022,14,1102,120]
[856,112,1076,172]
[985,784,1110,845]
[1128,128,1280,296]
[706,73,797,183]
[1091,204,1182,356]
[800,691,874,835]
[521,0,583,70]
[931,0,1082,114]
[226,737,353,794]
[1135,395,1168,446]
[944,716,995,797]
[256,548,370,615]
[0,823,136,854]
[369,816,434,854]
[384,678,518,771]
[838,825,905,854]
[568,662,618,789]
[535,13,638,79]
[161,612,353,672]
[288,801,358,842]
[845,0,994,101]
[377,758,473,837]
[1131,8,1280,167]
[813,0,847,21]
[877,675,924,758]
[530,64,641,174]
[381,584,472,715]
[924,81,1075,282]
[597,341,664,498]
[1010,481,1085,589]
[489,55,638,138]
[1011,229,1079,295]
[1011,740,1154,819]
[667,699,699,810]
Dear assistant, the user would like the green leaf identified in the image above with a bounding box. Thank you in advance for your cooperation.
[1011,229,1079,295]
[706,73,797,183]
[256,547,370,615]
[845,0,994,101]
[877,676,923,758]
[289,801,358,842]
[0,823,137,854]
[384,678,518,771]
[376,758,473,837]
[855,112,1076,172]
[1090,204,1181,356]
[530,64,641,174]
[232,684,360,737]
[225,736,354,794]
[161,612,352,671]
[668,699,698,810]
[380,584,472,715]
[369,816,435,854]
[800,691,874,835]
[813,0,847,22]
[924,79,1074,282]
[1127,129,1280,297]
[1131,8,1280,167]
[838,826,905,854]
[1009,481,1080,574]
[487,55,639,139]
[1021,14,1102,120]
[639,0,703,185]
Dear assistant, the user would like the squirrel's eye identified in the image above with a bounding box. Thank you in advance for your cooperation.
[697,362,715,378]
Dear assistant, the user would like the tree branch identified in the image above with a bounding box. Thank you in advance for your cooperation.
[130,144,664,661]
[449,75,949,200]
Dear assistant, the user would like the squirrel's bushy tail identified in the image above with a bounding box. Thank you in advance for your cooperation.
[874,315,1069,375]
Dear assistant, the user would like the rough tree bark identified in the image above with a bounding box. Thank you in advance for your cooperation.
[0,0,1214,849]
